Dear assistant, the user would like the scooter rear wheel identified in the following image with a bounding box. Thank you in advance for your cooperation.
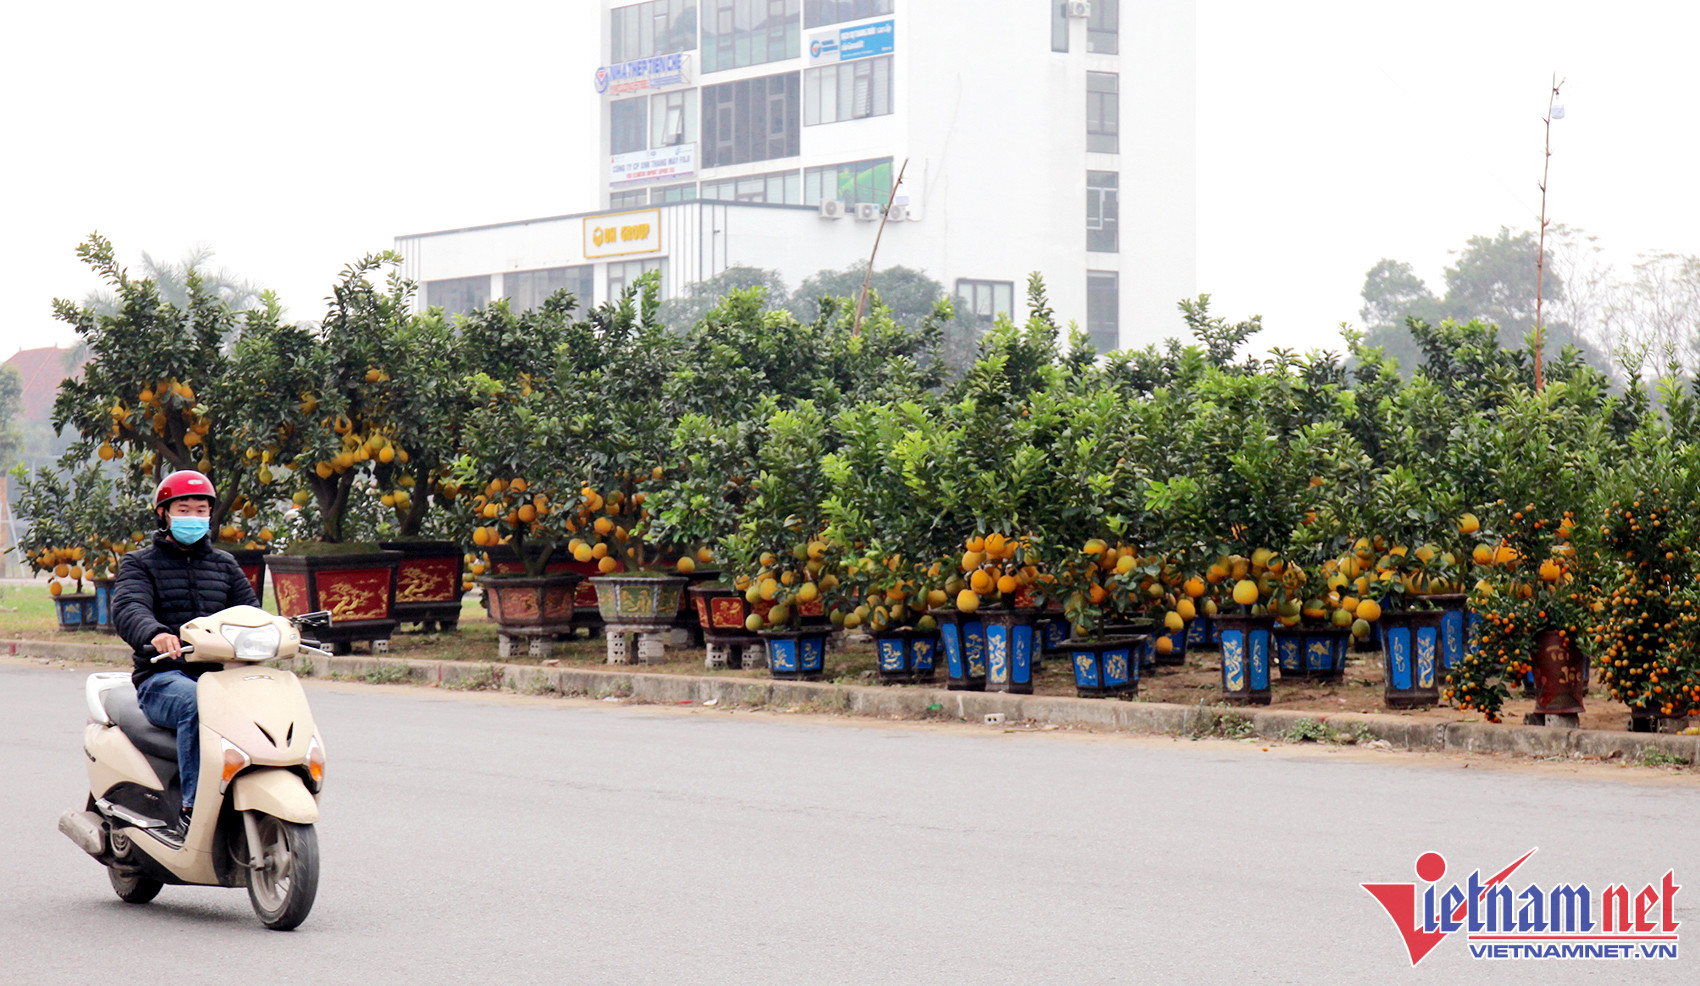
[245,815,319,931]
[108,866,163,904]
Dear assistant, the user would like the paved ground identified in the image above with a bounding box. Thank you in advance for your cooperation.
[2,661,1696,985]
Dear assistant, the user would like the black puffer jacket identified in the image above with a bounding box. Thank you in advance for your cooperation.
[114,532,260,686]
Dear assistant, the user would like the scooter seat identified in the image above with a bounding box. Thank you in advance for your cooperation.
[102,683,182,763]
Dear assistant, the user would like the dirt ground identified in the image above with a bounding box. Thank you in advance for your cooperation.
[365,615,1665,734]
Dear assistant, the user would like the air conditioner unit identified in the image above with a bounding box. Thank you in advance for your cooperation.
[854,202,882,221]
[885,204,909,223]
[1066,0,1091,18]
[818,199,846,219]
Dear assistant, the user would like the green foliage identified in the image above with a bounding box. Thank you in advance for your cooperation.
[1360,227,1611,377]
[0,364,21,469]
[51,233,267,532]
[227,253,414,542]
[10,463,149,589]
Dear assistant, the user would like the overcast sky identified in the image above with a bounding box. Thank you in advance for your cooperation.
[3,1,1696,361]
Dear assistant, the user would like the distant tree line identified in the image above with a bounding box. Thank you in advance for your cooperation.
[1360,226,1700,383]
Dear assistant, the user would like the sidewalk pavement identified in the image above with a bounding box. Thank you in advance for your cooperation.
[8,636,1697,765]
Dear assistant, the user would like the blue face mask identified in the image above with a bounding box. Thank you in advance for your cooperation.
[169,517,210,545]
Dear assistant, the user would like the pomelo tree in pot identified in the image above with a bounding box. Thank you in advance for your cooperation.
[722,402,838,680]
[228,253,415,651]
[11,463,148,632]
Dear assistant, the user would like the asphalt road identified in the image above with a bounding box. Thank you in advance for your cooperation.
[3,659,1697,986]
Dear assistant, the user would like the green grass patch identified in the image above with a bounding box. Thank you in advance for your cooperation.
[1636,747,1692,769]
[1183,703,1254,740]
[0,583,74,637]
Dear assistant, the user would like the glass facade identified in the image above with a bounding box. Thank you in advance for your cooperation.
[649,89,698,147]
[804,56,892,125]
[608,258,667,299]
[702,71,801,168]
[1087,0,1118,54]
[1087,72,1118,153]
[612,97,649,155]
[700,169,801,203]
[1087,270,1118,352]
[651,181,698,203]
[1087,171,1118,253]
[703,0,801,73]
[610,0,699,63]
[425,276,490,319]
[504,266,595,313]
[955,279,1015,323]
[804,157,893,205]
[1051,1,1068,52]
[805,0,892,28]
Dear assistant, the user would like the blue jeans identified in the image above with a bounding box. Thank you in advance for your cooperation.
[137,671,199,811]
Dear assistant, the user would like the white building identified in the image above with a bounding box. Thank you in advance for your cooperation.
[396,1,1195,352]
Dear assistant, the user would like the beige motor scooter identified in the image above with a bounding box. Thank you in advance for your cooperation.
[58,605,333,930]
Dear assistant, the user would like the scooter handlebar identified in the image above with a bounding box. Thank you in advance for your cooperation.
[146,645,196,664]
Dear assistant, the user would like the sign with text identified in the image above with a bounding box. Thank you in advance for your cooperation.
[610,143,696,186]
[593,52,693,97]
[584,208,662,259]
[807,18,894,64]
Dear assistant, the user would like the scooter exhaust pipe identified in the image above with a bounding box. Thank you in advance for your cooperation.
[58,809,107,857]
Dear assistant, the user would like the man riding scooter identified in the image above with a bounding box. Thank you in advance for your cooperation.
[112,470,259,841]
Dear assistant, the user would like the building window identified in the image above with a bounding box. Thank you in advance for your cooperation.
[703,0,800,73]
[1087,72,1118,153]
[425,276,490,319]
[804,56,892,125]
[1087,0,1118,54]
[805,0,892,28]
[505,266,595,313]
[701,72,800,168]
[1050,1,1068,52]
[612,97,649,155]
[611,0,699,63]
[804,157,892,205]
[649,90,698,148]
[1087,171,1118,253]
[955,279,1014,324]
[608,258,667,300]
[1087,270,1118,351]
[700,169,800,203]
[651,182,698,203]
[610,189,649,209]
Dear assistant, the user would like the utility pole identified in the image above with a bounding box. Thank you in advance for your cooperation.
[1534,75,1564,391]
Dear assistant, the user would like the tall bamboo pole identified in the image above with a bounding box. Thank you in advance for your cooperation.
[1534,75,1564,391]
[852,158,909,337]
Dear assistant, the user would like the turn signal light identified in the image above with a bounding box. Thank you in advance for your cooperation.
[307,735,326,785]
[219,738,251,793]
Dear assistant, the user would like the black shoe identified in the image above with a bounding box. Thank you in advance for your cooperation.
[157,805,192,844]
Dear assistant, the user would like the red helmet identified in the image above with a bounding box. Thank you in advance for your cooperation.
[154,470,218,510]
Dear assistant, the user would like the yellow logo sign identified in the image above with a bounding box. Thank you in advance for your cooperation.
[590,222,652,247]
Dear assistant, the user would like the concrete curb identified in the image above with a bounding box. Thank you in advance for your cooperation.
[9,638,1697,765]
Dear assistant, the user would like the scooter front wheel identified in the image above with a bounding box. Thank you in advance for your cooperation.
[108,866,163,904]
[245,814,319,930]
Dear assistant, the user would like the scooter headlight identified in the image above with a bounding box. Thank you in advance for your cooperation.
[219,738,251,793]
[219,624,282,660]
